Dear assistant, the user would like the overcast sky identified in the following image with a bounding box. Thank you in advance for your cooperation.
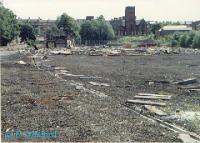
[2,0,200,21]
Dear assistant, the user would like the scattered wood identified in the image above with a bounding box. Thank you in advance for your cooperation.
[64,74,85,77]
[144,105,168,116]
[89,51,103,56]
[126,100,166,106]
[89,81,110,87]
[175,78,198,85]
[138,93,172,97]
[189,89,200,91]
[146,80,171,84]
[107,50,121,56]
[38,82,56,85]
[178,134,200,143]
[16,60,26,65]
[179,85,200,89]
[134,95,171,100]
[54,67,67,70]
[80,76,102,79]
[50,50,71,55]
[125,53,151,56]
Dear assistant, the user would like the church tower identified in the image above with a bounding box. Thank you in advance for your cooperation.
[125,6,136,35]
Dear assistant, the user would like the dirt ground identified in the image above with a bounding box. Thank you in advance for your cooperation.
[1,50,200,142]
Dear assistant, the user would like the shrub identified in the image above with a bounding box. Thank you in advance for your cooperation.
[180,34,187,48]
[171,40,178,47]
[192,33,200,49]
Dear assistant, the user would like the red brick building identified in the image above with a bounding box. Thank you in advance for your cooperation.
[110,6,148,36]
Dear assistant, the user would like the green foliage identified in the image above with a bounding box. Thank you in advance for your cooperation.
[171,40,178,47]
[56,13,80,41]
[180,34,187,47]
[0,3,19,46]
[151,24,161,34]
[170,31,200,49]
[185,32,195,47]
[80,15,115,43]
[19,24,36,44]
[192,33,200,48]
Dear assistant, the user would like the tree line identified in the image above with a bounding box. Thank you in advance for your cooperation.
[171,31,200,48]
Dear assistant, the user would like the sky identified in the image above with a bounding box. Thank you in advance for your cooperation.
[2,0,200,21]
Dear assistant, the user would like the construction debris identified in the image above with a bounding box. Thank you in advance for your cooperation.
[89,50,103,56]
[178,134,200,143]
[189,89,200,91]
[16,60,27,65]
[80,76,102,79]
[64,73,85,77]
[144,105,168,116]
[89,81,110,87]
[106,50,121,56]
[54,67,67,70]
[134,95,171,100]
[126,100,166,106]
[50,50,71,55]
[138,93,172,97]
[175,78,198,85]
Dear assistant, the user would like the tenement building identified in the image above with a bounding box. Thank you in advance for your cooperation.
[110,6,148,36]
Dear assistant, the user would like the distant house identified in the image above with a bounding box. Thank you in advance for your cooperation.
[191,21,200,30]
[159,25,192,36]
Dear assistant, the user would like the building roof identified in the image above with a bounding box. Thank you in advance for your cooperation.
[160,25,192,31]
[136,19,145,26]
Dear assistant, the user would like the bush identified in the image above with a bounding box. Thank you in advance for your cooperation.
[180,34,187,47]
[171,40,178,47]
[185,32,195,47]
[192,33,200,49]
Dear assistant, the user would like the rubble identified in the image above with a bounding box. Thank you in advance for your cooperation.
[16,60,27,65]
[138,93,173,97]
[134,95,171,100]
[144,105,168,116]
[126,100,166,106]
[88,81,110,87]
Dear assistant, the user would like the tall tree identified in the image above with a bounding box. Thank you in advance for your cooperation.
[80,15,115,44]
[19,24,36,47]
[0,2,19,46]
[56,13,80,41]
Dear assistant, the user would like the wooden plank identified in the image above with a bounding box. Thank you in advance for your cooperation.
[144,105,167,116]
[189,89,200,91]
[138,93,172,97]
[126,100,166,106]
[174,78,198,85]
[134,95,171,100]
[179,134,200,143]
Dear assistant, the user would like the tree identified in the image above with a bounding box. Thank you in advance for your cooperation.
[80,15,115,44]
[180,34,187,47]
[185,32,195,47]
[56,13,80,41]
[192,33,200,49]
[151,24,161,34]
[19,24,36,46]
[0,2,19,46]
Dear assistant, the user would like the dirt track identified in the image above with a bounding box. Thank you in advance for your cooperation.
[1,51,200,142]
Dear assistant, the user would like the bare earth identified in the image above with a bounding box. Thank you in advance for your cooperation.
[1,49,200,142]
